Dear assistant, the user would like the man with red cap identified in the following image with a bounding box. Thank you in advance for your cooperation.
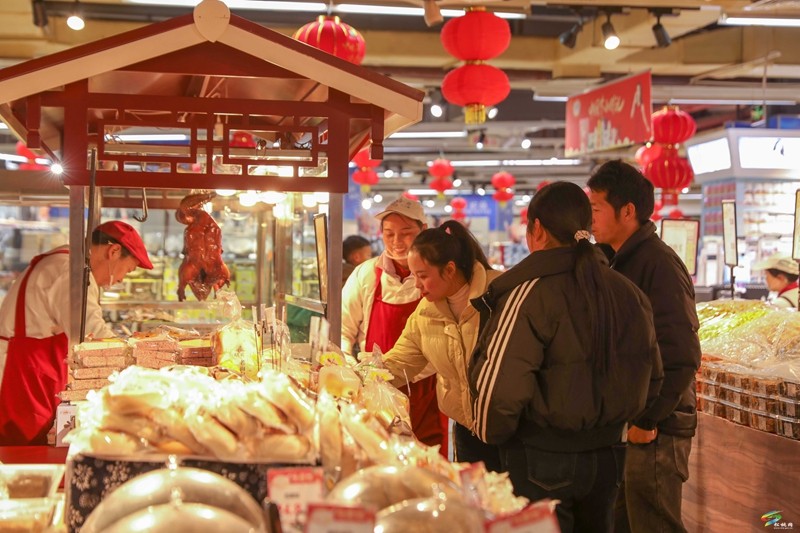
[0,220,153,444]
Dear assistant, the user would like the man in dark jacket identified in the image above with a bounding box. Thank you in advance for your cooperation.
[469,181,663,533]
[587,160,702,533]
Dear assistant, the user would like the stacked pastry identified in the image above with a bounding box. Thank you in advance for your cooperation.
[131,336,182,369]
[178,338,214,367]
[61,339,129,402]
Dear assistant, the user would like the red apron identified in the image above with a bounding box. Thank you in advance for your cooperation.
[364,265,446,453]
[0,250,70,445]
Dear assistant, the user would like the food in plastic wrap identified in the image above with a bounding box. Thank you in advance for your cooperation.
[317,393,343,489]
[0,499,59,533]
[104,503,256,533]
[257,370,315,432]
[374,496,484,533]
[80,467,266,533]
[327,465,464,512]
[338,404,397,464]
[213,291,261,379]
[697,300,771,343]
[361,380,412,434]
[318,365,361,401]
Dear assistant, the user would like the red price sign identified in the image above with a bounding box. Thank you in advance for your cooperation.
[305,503,375,533]
[268,467,326,533]
[484,500,560,533]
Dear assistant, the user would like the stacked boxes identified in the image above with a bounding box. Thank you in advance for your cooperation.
[131,336,214,368]
[696,362,800,440]
[61,340,129,402]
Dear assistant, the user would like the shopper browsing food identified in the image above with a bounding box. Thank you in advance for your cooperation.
[587,160,701,533]
[341,196,445,450]
[752,254,799,308]
[381,220,503,471]
[342,235,372,284]
[0,220,153,445]
[469,182,662,532]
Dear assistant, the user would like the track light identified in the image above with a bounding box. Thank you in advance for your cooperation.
[602,14,619,50]
[652,14,671,48]
[66,0,85,31]
[521,138,532,150]
[475,131,486,150]
[559,22,581,49]
[427,88,445,119]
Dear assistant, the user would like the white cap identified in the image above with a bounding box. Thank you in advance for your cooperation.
[752,254,799,276]
[374,196,427,225]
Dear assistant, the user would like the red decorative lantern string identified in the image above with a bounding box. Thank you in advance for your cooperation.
[428,158,454,197]
[351,148,381,194]
[491,170,515,191]
[450,196,468,222]
[294,15,366,65]
[652,106,696,147]
[440,8,511,124]
[644,148,694,206]
[493,188,514,206]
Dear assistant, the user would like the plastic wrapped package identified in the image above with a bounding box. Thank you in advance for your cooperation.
[0,498,59,533]
[375,495,484,533]
[212,290,261,379]
[318,365,361,401]
[0,465,64,499]
[316,393,343,489]
[361,380,412,434]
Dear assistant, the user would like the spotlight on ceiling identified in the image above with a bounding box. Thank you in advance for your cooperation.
[559,22,582,49]
[521,138,532,150]
[66,0,85,31]
[652,14,672,48]
[428,88,445,119]
[602,14,620,50]
[487,107,499,120]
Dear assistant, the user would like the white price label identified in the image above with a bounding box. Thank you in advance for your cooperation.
[267,466,326,533]
[304,503,375,533]
[721,200,738,267]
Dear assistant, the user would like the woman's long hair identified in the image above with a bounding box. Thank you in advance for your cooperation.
[410,220,490,282]
[527,182,617,373]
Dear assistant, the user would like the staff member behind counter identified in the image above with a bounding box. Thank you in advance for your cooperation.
[0,220,153,445]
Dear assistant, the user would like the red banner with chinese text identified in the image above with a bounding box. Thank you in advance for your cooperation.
[564,71,652,157]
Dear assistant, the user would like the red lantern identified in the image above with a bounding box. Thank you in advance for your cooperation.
[450,197,467,211]
[491,171,515,190]
[430,176,453,197]
[352,148,381,169]
[493,188,514,206]
[644,149,694,206]
[520,206,528,224]
[652,106,697,146]
[634,143,663,169]
[441,64,511,124]
[652,210,662,222]
[536,180,551,192]
[230,131,256,148]
[428,158,454,179]
[440,9,511,61]
[294,15,366,65]
[668,208,684,219]
[452,210,467,222]
[15,141,48,170]
[402,192,419,202]
[352,169,379,193]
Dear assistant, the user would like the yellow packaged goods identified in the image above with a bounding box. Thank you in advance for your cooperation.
[212,323,260,379]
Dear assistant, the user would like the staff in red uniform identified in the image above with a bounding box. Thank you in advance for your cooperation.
[341,197,445,451]
[0,221,153,445]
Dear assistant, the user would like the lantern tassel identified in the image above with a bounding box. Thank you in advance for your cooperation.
[465,103,487,125]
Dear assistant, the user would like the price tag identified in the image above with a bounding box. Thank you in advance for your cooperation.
[721,200,738,267]
[304,503,375,533]
[660,219,700,275]
[267,466,326,533]
[484,500,560,533]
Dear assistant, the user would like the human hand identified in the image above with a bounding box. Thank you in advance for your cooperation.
[627,425,658,444]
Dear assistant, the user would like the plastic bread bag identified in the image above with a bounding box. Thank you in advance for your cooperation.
[318,365,362,401]
[256,369,316,434]
[316,392,343,488]
[212,291,261,380]
[354,344,395,383]
[338,403,398,465]
[360,380,411,435]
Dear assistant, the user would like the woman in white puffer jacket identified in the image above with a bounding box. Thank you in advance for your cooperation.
[382,220,502,470]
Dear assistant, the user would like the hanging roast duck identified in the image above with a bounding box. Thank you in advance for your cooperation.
[176,192,231,301]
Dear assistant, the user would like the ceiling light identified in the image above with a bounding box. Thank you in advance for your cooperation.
[373,193,383,203]
[361,198,372,209]
[430,104,444,118]
[452,178,462,187]
[112,134,188,142]
[127,0,327,11]
[66,0,85,31]
[476,131,486,150]
[652,15,671,48]
[719,15,800,27]
[0,123,7,129]
[559,22,581,49]
[476,187,486,196]
[383,169,394,178]
[389,130,466,139]
[50,162,64,175]
[521,138,532,150]
[487,107,499,120]
[216,189,236,196]
[602,14,620,50]
[424,200,435,208]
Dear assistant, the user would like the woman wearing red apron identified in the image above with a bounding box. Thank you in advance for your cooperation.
[341,196,446,452]
[0,221,153,445]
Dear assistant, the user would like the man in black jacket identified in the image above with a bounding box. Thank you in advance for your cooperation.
[587,160,701,533]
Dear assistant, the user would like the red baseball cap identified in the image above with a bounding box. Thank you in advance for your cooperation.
[95,220,154,270]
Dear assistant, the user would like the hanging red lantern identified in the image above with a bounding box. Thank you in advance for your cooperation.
[230,131,256,148]
[441,64,510,125]
[402,192,419,202]
[644,149,694,206]
[15,141,48,170]
[451,210,467,222]
[652,210,662,222]
[493,188,514,206]
[491,171,515,191]
[520,206,528,224]
[536,180,551,192]
[352,148,381,169]
[430,176,453,197]
[440,8,511,61]
[668,208,684,219]
[450,197,467,211]
[428,158,454,179]
[352,169,379,193]
[293,15,366,65]
[652,106,697,146]
[634,143,663,169]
